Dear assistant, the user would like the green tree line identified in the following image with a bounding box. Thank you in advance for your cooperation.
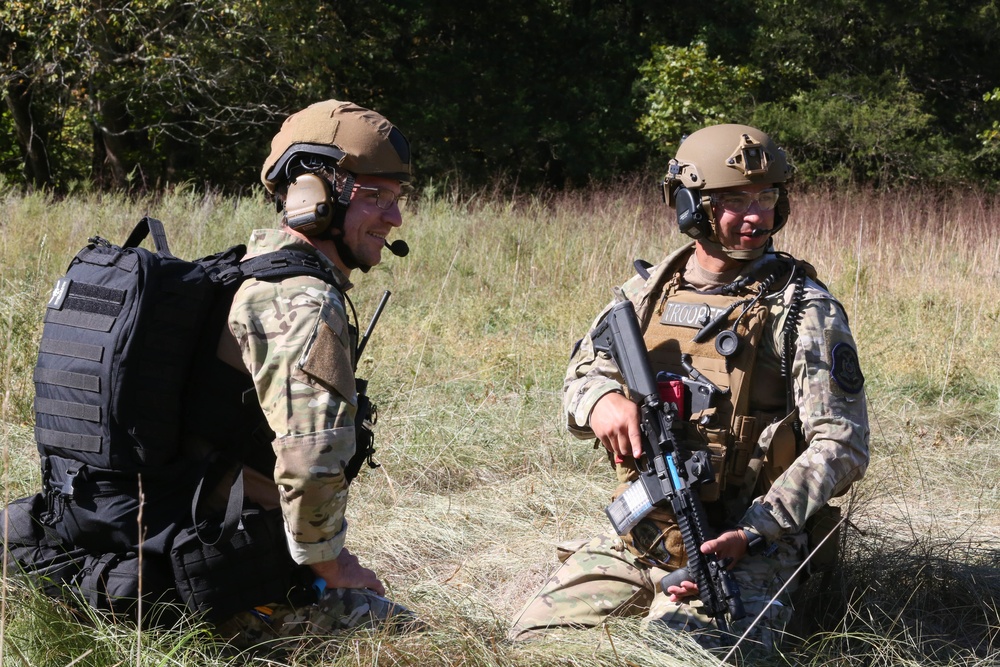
[3,0,1000,193]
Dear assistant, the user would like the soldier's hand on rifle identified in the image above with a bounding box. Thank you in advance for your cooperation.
[663,530,749,603]
[664,578,700,602]
[590,391,643,461]
[702,529,751,565]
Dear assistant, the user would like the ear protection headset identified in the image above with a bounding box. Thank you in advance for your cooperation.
[284,173,335,236]
[283,171,358,237]
[672,185,715,240]
[266,145,356,238]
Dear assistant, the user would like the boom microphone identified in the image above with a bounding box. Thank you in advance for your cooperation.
[384,239,409,257]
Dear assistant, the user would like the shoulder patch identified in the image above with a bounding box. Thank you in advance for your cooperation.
[300,317,356,404]
[830,342,864,394]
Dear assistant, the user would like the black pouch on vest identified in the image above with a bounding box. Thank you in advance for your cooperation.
[169,506,313,621]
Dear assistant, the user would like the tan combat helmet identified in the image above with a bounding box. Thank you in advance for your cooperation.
[261,99,411,194]
[259,100,411,241]
[661,124,792,258]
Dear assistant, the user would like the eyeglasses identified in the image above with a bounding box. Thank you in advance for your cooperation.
[353,185,408,211]
[710,188,781,213]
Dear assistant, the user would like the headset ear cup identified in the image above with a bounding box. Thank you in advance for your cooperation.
[284,173,334,236]
[674,187,712,239]
[771,188,791,233]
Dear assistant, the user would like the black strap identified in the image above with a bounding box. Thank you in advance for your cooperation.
[38,338,105,362]
[190,465,245,547]
[34,397,101,423]
[81,553,120,608]
[34,367,101,393]
[211,248,336,287]
[240,249,336,284]
[123,216,174,258]
[35,427,102,453]
[44,308,116,333]
[633,259,653,280]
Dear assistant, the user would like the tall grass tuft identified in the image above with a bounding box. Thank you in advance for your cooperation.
[2,182,999,665]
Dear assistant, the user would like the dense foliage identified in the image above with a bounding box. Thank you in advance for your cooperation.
[3,0,1000,192]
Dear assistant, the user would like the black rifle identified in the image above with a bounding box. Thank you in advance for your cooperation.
[591,299,745,632]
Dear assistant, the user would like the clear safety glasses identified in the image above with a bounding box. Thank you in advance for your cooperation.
[353,185,408,211]
[710,188,781,213]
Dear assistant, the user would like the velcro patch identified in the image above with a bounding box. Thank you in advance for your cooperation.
[830,342,864,394]
[301,320,356,404]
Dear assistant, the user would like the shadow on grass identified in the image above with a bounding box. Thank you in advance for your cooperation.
[789,530,1000,665]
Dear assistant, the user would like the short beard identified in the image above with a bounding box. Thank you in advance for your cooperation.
[327,228,372,273]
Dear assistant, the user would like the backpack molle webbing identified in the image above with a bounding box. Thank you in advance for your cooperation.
[35,218,218,471]
[34,217,334,550]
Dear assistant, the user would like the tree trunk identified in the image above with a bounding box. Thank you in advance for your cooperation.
[92,96,132,190]
[5,76,53,188]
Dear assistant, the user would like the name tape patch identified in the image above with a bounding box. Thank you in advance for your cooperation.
[660,301,726,329]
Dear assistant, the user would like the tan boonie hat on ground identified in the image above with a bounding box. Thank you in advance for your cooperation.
[261,100,411,193]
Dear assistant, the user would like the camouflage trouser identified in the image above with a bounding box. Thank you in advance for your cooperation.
[216,587,421,649]
[508,530,806,652]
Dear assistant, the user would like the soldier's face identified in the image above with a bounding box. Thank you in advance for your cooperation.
[341,174,404,271]
[710,182,776,252]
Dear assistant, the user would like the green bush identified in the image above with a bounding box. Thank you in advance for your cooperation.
[635,41,763,153]
[753,73,968,188]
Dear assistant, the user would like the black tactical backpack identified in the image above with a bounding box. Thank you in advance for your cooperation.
[4,216,343,620]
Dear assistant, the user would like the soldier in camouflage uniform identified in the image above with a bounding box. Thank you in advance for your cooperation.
[509,124,870,652]
[215,100,419,647]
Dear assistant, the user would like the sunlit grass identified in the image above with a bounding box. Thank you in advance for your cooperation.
[2,181,999,665]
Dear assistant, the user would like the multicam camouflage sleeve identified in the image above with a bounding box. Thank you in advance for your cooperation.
[229,232,358,566]
[563,318,628,439]
[563,246,685,439]
[739,295,870,541]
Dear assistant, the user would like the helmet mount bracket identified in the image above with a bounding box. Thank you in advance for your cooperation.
[726,133,770,176]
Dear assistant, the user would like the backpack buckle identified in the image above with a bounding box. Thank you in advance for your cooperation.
[61,468,80,497]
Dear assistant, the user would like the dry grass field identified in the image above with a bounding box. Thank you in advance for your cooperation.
[1,181,999,666]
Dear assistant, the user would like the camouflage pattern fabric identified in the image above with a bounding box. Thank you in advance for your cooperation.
[217,587,422,650]
[509,530,804,653]
[516,243,869,648]
[228,228,357,565]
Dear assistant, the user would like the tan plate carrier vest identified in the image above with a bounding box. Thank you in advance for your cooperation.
[614,257,804,568]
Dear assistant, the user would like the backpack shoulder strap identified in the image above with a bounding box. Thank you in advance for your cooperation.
[191,466,245,547]
[239,249,336,284]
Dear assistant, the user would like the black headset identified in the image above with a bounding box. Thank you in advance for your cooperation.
[672,184,791,240]
[673,186,714,240]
